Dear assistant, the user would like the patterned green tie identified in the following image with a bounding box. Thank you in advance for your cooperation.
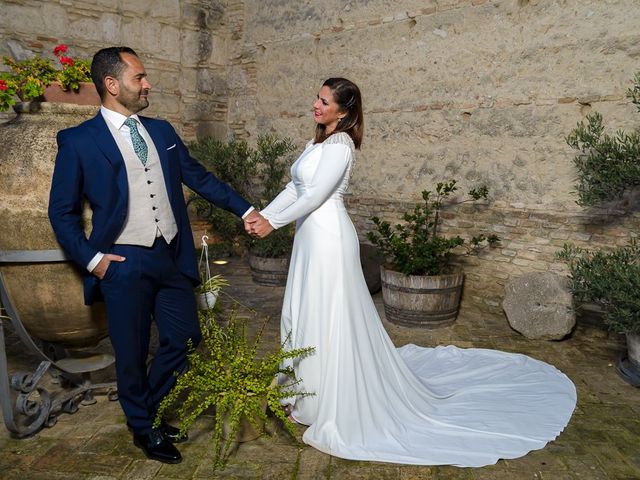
[124,117,148,166]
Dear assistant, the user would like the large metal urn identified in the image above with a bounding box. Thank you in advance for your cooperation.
[0,102,107,348]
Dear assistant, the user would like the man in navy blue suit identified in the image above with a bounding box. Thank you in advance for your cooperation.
[48,47,262,464]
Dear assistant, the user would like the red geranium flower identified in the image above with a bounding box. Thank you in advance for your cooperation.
[0,80,7,91]
[53,44,68,56]
[59,56,74,68]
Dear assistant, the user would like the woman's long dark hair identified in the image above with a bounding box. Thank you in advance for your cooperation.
[314,77,363,149]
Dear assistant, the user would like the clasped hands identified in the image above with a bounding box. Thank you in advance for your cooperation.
[244,210,274,239]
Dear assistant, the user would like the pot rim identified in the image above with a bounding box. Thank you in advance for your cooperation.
[380,264,464,280]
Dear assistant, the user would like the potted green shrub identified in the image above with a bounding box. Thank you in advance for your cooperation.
[187,137,256,258]
[188,134,296,285]
[557,242,640,384]
[367,180,499,328]
[0,44,97,112]
[155,300,314,470]
[246,134,296,286]
[558,72,640,385]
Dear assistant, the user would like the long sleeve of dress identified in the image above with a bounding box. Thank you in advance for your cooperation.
[261,143,352,229]
[261,180,298,221]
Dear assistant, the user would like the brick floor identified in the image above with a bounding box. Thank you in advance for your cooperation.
[2,257,639,479]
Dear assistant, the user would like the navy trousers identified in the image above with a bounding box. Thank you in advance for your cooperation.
[99,238,201,434]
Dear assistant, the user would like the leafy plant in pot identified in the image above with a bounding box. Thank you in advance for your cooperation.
[367,180,499,328]
[557,242,640,385]
[154,294,314,470]
[187,137,256,258]
[186,133,296,284]
[196,274,228,311]
[247,134,296,286]
[558,71,640,385]
[0,44,97,112]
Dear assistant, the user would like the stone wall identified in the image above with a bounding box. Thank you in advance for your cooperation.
[2,0,639,316]
[225,0,640,315]
[0,0,229,138]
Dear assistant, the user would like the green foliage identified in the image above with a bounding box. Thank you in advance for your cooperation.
[190,137,257,199]
[559,72,640,336]
[367,180,500,276]
[1,45,93,111]
[253,134,296,204]
[566,72,640,206]
[0,77,18,111]
[556,240,640,334]
[188,137,257,254]
[249,225,294,258]
[196,274,229,295]
[155,305,314,470]
[188,134,296,258]
[56,57,92,91]
[2,56,58,102]
[249,134,296,258]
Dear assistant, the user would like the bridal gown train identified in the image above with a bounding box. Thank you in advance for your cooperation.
[260,132,576,467]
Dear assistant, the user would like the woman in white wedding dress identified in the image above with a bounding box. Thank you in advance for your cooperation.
[248,78,576,467]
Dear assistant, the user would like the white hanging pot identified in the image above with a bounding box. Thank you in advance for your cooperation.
[197,291,218,311]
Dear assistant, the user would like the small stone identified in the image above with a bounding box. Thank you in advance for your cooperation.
[502,272,575,340]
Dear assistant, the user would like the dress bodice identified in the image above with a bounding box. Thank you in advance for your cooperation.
[292,132,355,201]
[261,132,356,229]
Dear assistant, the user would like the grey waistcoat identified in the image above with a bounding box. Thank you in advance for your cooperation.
[106,120,178,246]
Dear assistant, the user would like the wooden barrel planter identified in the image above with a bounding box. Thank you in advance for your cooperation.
[248,253,289,286]
[380,266,464,328]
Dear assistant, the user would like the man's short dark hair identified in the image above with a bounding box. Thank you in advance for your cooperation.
[91,47,138,99]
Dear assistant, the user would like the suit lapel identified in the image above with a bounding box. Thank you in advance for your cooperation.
[140,117,174,201]
[87,114,129,201]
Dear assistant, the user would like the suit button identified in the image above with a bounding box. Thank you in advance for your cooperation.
[155,219,159,222]
[152,206,157,210]
[150,194,155,198]
[147,180,152,184]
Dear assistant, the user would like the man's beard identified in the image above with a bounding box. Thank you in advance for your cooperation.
[119,90,149,114]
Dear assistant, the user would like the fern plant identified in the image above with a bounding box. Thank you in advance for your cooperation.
[367,180,499,276]
[155,306,314,470]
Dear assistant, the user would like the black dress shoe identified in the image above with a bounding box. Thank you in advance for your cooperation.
[133,430,182,464]
[161,422,188,443]
[127,421,187,444]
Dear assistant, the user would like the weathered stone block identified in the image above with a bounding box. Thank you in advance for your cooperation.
[502,272,575,340]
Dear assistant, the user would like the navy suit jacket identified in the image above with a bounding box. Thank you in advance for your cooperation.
[48,113,251,305]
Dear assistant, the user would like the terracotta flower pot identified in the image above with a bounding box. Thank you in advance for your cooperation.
[42,81,100,106]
